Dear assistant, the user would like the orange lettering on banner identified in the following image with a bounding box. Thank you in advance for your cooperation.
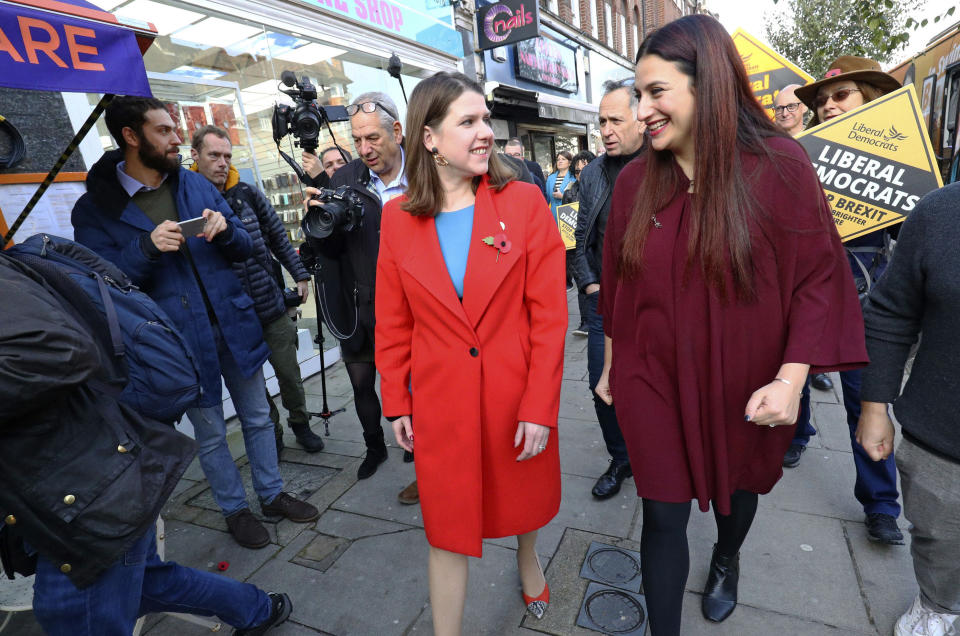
[19,17,67,68]
[0,25,25,62]
[64,25,103,71]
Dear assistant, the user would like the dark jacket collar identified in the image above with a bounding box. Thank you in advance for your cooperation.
[86,149,182,217]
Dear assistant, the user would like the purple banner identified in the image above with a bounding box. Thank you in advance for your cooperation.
[0,2,151,96]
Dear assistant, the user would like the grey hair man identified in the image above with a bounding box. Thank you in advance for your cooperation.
[503,136,546,197]
[773,84,808,137]
[572,78,645,500]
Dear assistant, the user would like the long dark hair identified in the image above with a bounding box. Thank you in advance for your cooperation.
[621,15,789,300]
[402,72,517,217]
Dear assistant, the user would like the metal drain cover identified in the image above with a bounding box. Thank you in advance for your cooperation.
[579,541,642,592]
[575,581,648,635]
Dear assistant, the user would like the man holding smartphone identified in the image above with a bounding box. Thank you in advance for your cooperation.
[72,97,319,550]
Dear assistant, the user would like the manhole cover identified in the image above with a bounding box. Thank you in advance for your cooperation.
[576,581,648,636]
[579,541,642,592]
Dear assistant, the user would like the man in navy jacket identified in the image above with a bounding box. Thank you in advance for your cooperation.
[72,96,318,550]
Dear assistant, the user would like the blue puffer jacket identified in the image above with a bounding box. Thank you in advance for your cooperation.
[71,150,270,407]
[222,178,310,325]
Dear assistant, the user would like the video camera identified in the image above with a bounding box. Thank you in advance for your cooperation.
[301,185,363,241]
[271,70,349,154]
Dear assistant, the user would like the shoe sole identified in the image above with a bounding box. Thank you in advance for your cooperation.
[398,497,420,505]
[866,533,905,545]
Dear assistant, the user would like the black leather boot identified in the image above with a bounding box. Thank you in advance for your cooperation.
[358,433,388,479]
[701,544,739,622]
[290,422,325,453]
[591,460,632,499]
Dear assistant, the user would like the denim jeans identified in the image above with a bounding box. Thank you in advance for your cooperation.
[585,291,629,464]
[32,525,271,635]
[186,329,284,517]
[791,378,817,446]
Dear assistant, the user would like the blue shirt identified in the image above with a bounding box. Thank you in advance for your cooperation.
[115,161,168,197]
[368,147,408,204]
[434,205,474,299]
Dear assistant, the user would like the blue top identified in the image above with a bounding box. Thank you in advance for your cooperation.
[434,205,475,298]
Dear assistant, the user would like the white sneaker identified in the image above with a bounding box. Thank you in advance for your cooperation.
[895,595,958,636]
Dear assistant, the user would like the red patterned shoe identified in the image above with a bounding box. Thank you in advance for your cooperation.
[522,580,550,620]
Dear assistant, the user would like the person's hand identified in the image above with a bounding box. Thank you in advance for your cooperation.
[745,380,800,427]
[585,283,600,295]
[856,402,895,461]
[296,279,310,302]
[304,187,323,213]
[302,151,322,179]
[514,421,550,461]
[200,209,228,242]
[594,367,613,405]
[393,415,413,452]
[150,220,184,252]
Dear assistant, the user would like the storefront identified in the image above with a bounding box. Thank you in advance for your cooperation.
[63,0,464,367]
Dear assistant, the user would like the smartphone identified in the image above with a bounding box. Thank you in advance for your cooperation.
[178,216,207,236]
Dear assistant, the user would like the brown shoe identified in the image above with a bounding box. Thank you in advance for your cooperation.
[261,492,320,523]
[397,480,419,505]
[226,509,270,549]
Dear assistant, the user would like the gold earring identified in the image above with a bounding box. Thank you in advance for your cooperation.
[431,146,449,167]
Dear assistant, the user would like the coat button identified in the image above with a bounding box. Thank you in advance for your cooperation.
[4,514,15,525]
[118,444,129,453]
[63,494,76,505]
[469,347,479,357]
[60,563,72,574]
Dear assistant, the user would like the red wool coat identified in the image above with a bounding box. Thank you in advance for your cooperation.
[375,177,567,556]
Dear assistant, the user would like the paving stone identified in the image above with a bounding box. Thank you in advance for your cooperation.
[814,402,857,452]
[556,416,611,480]
[293,533,352,572]
[809,371,842,405]
[187,461,338,514]
[764,447,868,522]
[315,510,413,539]
[330,448,422,527]
[558,379,597,421]
[162,519,281,582]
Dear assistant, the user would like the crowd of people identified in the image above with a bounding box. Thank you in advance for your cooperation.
[1,11,957,636]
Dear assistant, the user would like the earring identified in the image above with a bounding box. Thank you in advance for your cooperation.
[431,146,449,167]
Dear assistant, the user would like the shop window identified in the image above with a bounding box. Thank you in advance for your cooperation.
[589,0,599,38]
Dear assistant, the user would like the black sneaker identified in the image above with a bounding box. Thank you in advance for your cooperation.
[261,492,319,523]
[865,513,904,545]
[234,592,292,635]
[782,443,805,468]
[572,325,588,337]
[225,509,270,549]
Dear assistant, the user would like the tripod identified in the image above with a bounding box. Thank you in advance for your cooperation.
[304,271,345,435]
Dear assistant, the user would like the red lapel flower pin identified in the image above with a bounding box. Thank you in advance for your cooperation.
[482,232,512,261]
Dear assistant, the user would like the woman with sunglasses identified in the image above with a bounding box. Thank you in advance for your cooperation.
[375,71,567,635]
[595,16,867,634]
[794,57,906,546]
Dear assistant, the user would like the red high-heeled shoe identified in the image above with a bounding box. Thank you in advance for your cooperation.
[522,580,550,619]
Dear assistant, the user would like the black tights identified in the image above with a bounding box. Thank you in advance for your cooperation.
[640,490,759,636]
[345,362,383,449]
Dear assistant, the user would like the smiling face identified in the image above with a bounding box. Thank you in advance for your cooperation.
[815,79,865,123]
[635,54,696,164]
[773,85,807,135]
[423,90,494,181]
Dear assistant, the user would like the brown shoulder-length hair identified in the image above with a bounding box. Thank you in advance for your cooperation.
[806,80,888,128]
[402,71,517,217]
[621,15,790,301]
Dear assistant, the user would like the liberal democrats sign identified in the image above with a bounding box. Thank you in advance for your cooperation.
[476,0,539,51]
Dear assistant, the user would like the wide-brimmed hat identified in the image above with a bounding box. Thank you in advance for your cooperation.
[795,56,902,109]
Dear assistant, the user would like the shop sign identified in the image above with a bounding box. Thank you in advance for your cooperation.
[0,2,151,96]
[301,0,462,57]
[796,85,943,242]
[475,0,539,51]
[731,28,812,120]
[556,201,577,249]
[516,36,577,93]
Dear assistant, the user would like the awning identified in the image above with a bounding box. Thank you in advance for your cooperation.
[0,0,158,96]
[485,81,598,125]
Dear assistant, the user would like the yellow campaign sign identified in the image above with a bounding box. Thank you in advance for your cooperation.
[556,202,578,250]
[795,85,943,242]
[731,28,814,117]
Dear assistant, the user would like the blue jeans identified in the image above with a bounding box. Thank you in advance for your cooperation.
[791,378,817,445]
[186,329,283,517]
[32,525,271,635]
[585,291,629,464]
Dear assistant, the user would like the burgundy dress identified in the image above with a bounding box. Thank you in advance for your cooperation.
[600,137,867,515]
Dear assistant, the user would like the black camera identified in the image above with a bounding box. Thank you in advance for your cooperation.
[302,185,363,240]
[271,70,349,154]
[282,288,302,308]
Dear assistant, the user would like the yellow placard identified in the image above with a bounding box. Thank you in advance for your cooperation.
[556,202,578,250]
[731,28,814,118]
[795,85,943,242]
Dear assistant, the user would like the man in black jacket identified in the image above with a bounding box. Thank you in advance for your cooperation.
[191,125,325,455]
[0,254,291,636]
[504,136,548,201]
[573,79,645,500]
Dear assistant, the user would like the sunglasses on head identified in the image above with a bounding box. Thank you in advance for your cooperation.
[346,101,398,121]
[813,87,861,109]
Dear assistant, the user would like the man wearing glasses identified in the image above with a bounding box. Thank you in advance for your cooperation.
[772,84,808,137]
[303,92,414,497]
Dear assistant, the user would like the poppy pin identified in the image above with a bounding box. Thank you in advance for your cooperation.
[482,233,512,261]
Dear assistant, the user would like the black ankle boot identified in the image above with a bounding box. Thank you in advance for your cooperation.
[701,544,739,622]
[290,422,325,453]
[358,433,388,479]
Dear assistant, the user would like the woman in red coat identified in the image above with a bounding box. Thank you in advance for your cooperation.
[375,72,567,635]
[594,16,868,635]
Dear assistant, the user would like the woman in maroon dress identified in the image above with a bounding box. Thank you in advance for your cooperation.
[594,16,867,635]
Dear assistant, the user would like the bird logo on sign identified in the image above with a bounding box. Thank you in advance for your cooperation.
[884,125,908,142]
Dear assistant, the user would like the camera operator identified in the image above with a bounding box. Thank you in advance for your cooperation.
[303,92,410,488]
[302,146,353,187]
[190,124,325,456]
